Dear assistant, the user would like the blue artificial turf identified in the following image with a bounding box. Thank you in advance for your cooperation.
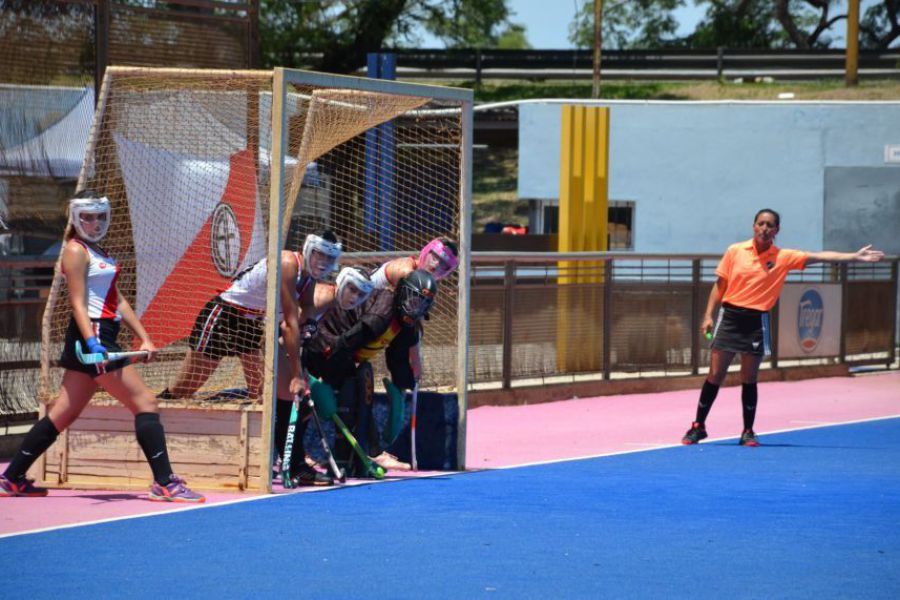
[4,418,899,599]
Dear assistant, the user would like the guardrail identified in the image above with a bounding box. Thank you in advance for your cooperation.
[467,252,899,389]
[377,48,900,82]
[1,253,897,418]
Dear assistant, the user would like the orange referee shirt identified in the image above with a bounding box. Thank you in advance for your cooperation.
[716,239,808,311]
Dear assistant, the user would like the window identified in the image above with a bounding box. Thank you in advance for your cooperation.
[538,200,635,250]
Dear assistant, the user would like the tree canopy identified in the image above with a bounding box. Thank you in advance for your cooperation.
[567,0,900,50]
[260,0,528,73]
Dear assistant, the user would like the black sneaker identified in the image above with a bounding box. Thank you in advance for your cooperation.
[739,429,760,447]
[290,464,334,487]
[681,422,708,445]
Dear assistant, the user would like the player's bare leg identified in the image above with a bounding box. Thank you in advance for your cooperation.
[98,365,159,416]
[239,351,263,400]
[167,349,220,398]
[47,370,99,431]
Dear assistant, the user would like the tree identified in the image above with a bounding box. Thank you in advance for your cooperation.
[497,24,531,50]
[687,0,784,48]
[774,0,845,48]
[259,0,514,74]
[860,0,900,48]
[569,0,685,49]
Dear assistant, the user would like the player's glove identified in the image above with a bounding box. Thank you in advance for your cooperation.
[85,336,108,358]
[300,318,318,344]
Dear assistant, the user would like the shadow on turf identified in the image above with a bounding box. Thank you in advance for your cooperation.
[704,442,879,449]
[64,493,148,503]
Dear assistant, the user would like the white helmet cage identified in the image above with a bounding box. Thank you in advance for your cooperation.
[302,234,342,281]
[69,195,111,242]
[335,266,375,310]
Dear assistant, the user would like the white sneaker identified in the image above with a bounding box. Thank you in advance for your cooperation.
[371,451,411,471]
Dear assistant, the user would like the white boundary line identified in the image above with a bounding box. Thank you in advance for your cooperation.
[3,413,898,540]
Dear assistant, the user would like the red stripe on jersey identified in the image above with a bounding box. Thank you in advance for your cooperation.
[99,264,120,319]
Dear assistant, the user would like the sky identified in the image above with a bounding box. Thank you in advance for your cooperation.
[416,0,875,49]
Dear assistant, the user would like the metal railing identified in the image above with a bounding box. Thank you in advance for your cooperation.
[2,252,897,416]
[378,48,900,83]
[468,252,899,389]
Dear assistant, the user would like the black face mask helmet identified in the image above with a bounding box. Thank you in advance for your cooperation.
[395,269,438,326]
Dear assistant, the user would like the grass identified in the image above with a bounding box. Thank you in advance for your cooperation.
[471,146,527,231]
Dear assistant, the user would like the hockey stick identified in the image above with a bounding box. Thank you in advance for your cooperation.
[305,392,345,482]
[331,413,385,480]
[410,383,419,471]
[75,341,149,365]
[280,395,300,489]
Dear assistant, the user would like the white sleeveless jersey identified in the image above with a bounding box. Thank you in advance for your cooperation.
[66,240,121,321]
[370,262,391,290]
[220,252,312,317]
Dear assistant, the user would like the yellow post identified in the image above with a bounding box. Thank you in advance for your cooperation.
[846,0,860,87]
[557,105,609,372]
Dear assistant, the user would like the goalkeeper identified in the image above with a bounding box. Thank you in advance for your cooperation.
[276,265,374,482]
[370,237,458,290]
[303,269,438,473]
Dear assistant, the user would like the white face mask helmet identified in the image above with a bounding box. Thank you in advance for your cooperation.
[335,266,374,310]
[69,195,111,243]
[303,234,342,281]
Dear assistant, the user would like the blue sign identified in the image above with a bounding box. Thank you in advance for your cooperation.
[797,289,824,352]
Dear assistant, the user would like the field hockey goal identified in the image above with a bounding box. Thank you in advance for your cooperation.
[32,67,472,492]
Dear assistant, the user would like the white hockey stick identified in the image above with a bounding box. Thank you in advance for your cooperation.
[74,341,149,365]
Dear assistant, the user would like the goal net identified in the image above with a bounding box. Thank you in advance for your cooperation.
[35,67,472,491]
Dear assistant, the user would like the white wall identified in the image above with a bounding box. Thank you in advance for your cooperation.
[518,100,900,253]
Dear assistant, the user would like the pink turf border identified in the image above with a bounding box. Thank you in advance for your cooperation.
[2,372,898,537]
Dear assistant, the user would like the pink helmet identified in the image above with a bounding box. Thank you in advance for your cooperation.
[418,238,459,280]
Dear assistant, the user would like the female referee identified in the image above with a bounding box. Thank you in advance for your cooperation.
[1,190,203,501]
[681,208,884,447]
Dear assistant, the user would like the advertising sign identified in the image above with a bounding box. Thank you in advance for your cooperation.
[777,284,841,359]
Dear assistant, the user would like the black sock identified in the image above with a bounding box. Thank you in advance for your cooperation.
[694,380,720,425]
[741,383,758,430]
[135,413,173,486]
[3,416,60,481]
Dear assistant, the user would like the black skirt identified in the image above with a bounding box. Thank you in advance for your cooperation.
[710,303,771,356]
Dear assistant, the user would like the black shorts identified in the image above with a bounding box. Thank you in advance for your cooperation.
[189,296,264,361]
[58,318,130,376]
[710,303,771,356]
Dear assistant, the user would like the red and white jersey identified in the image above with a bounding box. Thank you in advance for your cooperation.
[65,240,121,321]
[219,252,312,317]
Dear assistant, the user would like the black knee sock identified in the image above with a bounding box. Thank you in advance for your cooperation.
[694,380,720,425]
[135,413,173,486]
[741,383,758,430]
[3,416,59,481]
